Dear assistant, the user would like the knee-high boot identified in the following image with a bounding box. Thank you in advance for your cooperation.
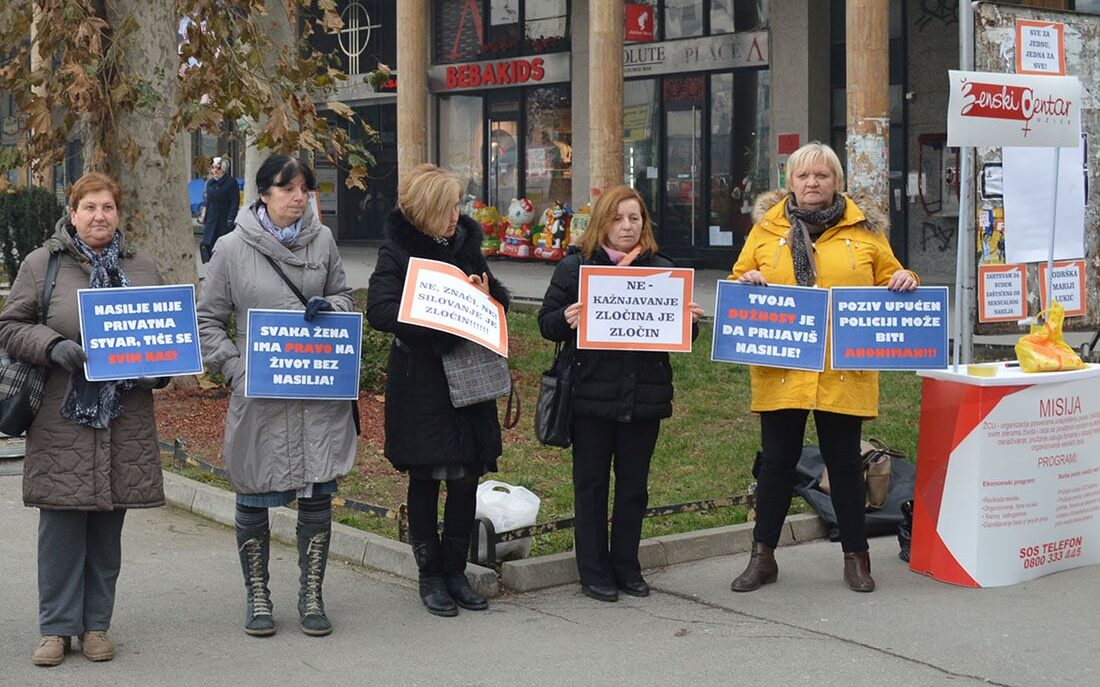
[442,535,488,611]
[297,522,332,636]
[236,525,275,636]
[410,537,458,617]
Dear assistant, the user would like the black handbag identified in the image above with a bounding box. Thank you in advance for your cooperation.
[0,252,61,436]
[534,341,574,448]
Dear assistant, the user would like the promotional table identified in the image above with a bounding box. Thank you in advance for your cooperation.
[911,363,1100,587]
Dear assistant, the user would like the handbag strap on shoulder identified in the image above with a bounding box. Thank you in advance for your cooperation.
[262,253,309,307]
[40,251,61,324]
[503,374,520,429]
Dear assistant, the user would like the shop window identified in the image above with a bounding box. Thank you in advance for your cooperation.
[623,79,661,213]
[435,0,570,63]
[487,92,521,208]
[710,0,768,33]
[310,1,395,76]
[662,75,705,247]
[439,95,485,200]
[524,86,572,210]
[664,0,705,38]
[709,70,769,243]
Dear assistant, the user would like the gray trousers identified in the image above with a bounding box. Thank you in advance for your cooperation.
[38,509,127,636]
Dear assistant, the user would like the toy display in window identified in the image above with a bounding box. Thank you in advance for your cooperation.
[568,203,591,248]
[472,201,504,257]
[499,197,535,260]
[533,201,572,262]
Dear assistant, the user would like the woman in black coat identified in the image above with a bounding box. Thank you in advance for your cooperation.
[366,164,510,617]
[200,157,240,263]
[539,185,701,602]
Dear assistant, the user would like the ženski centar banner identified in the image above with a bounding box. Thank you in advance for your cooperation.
[947,70,1081,148]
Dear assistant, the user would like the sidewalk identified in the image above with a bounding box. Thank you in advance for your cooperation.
[3,471,1097,686]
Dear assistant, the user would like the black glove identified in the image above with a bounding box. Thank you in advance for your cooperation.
[303,296,334,322]
[49,340,87,373]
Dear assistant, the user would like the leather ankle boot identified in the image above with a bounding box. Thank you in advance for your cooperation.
[442,535,488,611]
[730,542,778,592]
[411,538,458,617]
[843,550,875,592]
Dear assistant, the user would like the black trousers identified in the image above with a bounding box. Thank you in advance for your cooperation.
[754,409,868,553]
[571,415,660,586]
[406,475,479,543]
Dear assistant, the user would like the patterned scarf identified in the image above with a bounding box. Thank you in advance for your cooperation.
[61,229,133,429]
[785,193,847,287]
[257,204,302,245]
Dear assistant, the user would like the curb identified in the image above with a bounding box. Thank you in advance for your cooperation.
[162,471,828,596]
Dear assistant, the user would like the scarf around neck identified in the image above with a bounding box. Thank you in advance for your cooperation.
[257,204,302,246]
[785,193,847,287]
[63,227,133,429]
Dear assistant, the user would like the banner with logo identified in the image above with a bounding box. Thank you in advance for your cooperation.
[947,70,1081,148]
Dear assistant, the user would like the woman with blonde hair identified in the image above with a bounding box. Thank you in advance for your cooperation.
[728,141,918,593]
[538,185,702,602]
[366,164,510,616]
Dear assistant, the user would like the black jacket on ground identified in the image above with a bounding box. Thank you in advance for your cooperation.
[366,210,510,471]
[538,247,697,423]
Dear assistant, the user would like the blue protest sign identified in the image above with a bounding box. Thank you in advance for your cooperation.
[711,281,829,372]
[245,309,363,400]
[78,284,203,381]
[830,286,949,370]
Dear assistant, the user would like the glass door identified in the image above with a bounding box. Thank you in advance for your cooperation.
[661,76,704,249]
[487,92,521,209]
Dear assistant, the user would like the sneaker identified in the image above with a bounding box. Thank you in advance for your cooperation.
[32,635,70,667]
[81,630,114,662]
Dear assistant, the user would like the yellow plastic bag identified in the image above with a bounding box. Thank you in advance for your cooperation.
[1014,301,1086,372]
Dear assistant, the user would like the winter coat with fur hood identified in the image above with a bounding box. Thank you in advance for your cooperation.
[366,210,510,472]
[728,191,919,418]
[197,201,356,494]
[0,218,165,510]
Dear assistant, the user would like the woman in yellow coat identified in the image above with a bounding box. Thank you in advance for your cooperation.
[728,142,918,593]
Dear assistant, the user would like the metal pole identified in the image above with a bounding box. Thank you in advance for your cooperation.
[953,1,976,370]
[1045,147,1062,318]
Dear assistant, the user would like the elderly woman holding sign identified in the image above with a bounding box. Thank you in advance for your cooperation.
[539,185,702,603]
[197,155,355,637]
[728,142,918,594]
[0,172,166,666]
[366,164,510,617]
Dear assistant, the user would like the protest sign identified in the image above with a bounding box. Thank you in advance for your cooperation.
[78,284,203,381]
[1037,259,1086,316]
[244,309,363,400]
[711,281,828,371]
[398,257,508,356]
[978,264,1027,323]
[830,287,949,370]
[577,265,694,352]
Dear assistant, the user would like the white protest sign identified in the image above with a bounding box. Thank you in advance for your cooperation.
[397,257,508,356]
[977,264,1027,323]
[1002,139,1086,264]
[1038,260,1087,317]
[577,265,694,352]
[947,70,1081,148]
[1015,19,1066,76]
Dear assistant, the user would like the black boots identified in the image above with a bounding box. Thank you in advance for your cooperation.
[730,541,779,592]
[297,523,333,636]
[411,538,458,617]
[236,526,275,636]
[442,535,488,611]
[843,550,876,592]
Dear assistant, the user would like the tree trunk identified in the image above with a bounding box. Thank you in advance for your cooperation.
[101,0,198,286]
[243,0,294,203]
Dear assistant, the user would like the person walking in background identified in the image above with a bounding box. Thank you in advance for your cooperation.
[728,142,919,594]
[538,185,702,603]
[0,173,168,666]
[197,155,356,637]
[200,156,239,263]
[366,164,510,617]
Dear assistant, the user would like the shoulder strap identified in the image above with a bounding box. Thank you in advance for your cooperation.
[40,251,61,324]
[262,253,309,307]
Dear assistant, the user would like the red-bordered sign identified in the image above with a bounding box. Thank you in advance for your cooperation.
[978,264,1027,323]
[397,258,508,356]
[577,265,694,352]
[1037,259,1087,317]
[1015,19,1066,76]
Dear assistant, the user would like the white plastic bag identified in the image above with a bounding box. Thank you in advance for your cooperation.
[474,480,541,563]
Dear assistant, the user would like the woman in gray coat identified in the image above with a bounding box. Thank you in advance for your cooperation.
[197,155,355,638]
[0,173,166,667]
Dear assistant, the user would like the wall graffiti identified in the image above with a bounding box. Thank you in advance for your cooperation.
[916,0,958,32]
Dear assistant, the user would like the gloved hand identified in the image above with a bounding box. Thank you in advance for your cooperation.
[133,377,164,391]
[303,296,334,322]
[49,340,87,372]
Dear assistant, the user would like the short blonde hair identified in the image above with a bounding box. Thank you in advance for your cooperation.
[785,141,845,193]
[398,164,463,236]
[580,185,659,259]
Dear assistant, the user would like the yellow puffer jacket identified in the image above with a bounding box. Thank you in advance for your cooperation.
[728,191,919,418]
